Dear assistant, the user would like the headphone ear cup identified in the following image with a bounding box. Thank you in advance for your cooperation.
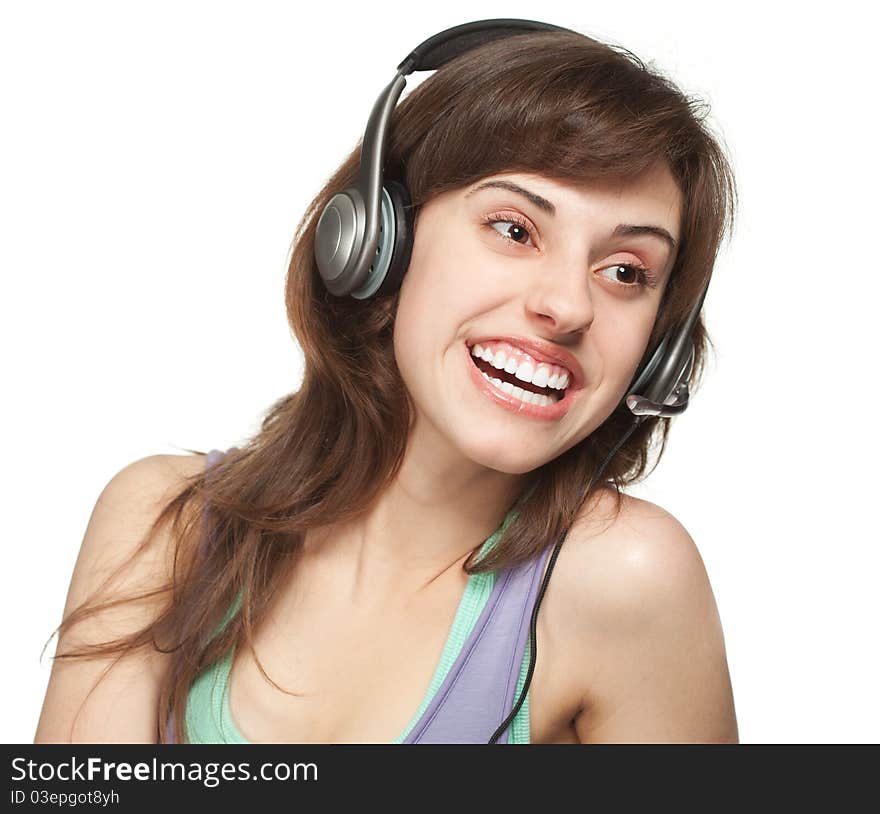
[373,179,414,298]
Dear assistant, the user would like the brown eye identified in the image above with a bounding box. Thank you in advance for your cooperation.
[610,264,640,284]
[483,214,536,248]
[597,263,659,290]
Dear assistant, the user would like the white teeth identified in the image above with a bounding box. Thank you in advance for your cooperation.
[531,365,550,388]
[479,370,557,407]
[471,344,571,392]
[514,361,535,385]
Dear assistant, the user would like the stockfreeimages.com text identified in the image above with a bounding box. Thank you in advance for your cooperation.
[11,756,317,788]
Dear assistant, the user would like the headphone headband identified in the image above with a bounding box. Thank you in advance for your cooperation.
[395,19,573,74]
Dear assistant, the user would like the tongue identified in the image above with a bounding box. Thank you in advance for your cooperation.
[473,356,557,397]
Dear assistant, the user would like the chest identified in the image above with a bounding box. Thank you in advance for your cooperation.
[223,556,584,743]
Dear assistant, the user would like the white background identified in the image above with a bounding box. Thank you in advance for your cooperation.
[3,1,877,744]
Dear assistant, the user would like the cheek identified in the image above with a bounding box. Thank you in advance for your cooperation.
[394,236,497,354]
[392,288,423,390]
[587,308,657,402]
[391,269,450,401]
[606,312,659,393]
[404,219,502,311]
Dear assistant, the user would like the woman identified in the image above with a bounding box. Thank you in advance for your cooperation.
[34,20,738,744]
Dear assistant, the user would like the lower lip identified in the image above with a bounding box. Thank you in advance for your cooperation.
[463,343,580,421]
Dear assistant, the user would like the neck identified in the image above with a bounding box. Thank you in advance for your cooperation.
[308,414,532,600]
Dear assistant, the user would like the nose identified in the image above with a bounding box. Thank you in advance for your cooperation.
[523,263,595,337]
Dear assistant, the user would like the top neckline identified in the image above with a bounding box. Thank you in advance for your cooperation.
[216,566,497,744]
[208,506,522,745]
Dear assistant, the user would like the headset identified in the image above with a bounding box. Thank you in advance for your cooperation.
[314,18,712,743]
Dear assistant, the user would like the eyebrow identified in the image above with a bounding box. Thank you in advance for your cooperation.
[465,179,679,251]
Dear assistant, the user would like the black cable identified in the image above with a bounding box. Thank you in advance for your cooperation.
[486,413,649,744]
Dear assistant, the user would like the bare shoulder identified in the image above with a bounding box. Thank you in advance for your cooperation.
[65,452,210,607]
[84,452,208,519]
[557,489,709,625]
[549,488,738,743]
[119,452,210,495]
[34,452,208,743]
[72,453,209,587]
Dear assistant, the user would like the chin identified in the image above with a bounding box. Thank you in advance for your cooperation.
[455,434,548,476]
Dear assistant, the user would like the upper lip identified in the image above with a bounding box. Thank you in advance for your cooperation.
[466,335,585,389]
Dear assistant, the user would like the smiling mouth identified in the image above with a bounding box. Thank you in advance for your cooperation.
[469,354,565,403]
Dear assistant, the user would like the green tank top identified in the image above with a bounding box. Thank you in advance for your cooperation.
[184,509,533,744]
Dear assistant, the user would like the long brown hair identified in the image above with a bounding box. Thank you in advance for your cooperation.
[46,28,737,743]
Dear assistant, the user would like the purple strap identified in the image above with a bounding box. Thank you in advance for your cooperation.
[401,543,552,743]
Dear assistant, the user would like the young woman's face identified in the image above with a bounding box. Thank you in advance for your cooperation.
[393,164,683,474]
